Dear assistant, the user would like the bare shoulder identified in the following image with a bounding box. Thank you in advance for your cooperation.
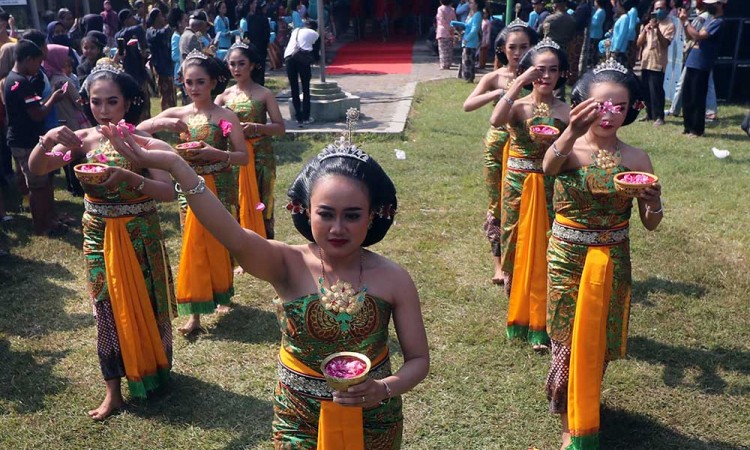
[621,142,653,172]
[365,251,417,303]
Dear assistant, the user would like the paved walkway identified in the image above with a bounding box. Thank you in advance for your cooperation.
[275,38,463,134]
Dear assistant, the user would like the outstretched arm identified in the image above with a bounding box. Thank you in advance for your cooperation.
[100,123,290,284]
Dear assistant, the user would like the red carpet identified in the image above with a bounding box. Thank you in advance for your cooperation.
[327,39,415,75]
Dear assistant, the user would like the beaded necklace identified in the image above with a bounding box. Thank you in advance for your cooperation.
[318,247,367,316]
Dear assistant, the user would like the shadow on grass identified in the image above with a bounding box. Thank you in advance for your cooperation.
[0,338,68,414]
[275,140,309,166]
[132,372,273,448]
[600,405,746,449]
[208,304,281,344]
[631,277,707,306]
[628,336,750,395]
[0,254,90,338]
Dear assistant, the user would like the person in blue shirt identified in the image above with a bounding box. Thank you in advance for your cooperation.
[679,0,724,137]
[168,8,188,105]
[214,1,236,50]
[625,0,639,67]
[453,0,483,83]
[611,0,630,63]
[291,1,305,28]
[588,0,608,65]
[456,0,470,22]
[529,0,549,34]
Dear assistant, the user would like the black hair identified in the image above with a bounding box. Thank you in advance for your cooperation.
[57,8,72,20]
[14,39,43,62]
[287,150,398,247]
[22,29,47,48]
[80,68,145,125]
[571,65,643,126]
[440,0,452,5]
[226,43,265,85]
[182,55,231,96]
[518,42,569,90]
[0,12,10,22]
[306,19,318,31]
[494,25,538,66]
[168,7,186,28]
[83,30,107,52]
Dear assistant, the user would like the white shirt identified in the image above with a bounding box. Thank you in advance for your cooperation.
[284,27,319,59]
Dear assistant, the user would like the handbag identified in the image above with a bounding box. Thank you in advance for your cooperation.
[286,29,315,65]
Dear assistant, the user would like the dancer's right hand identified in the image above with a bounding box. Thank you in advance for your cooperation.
[100,123,179,172]
[567,98,601,138]
[43,125,83,150]
[157,117,189,134]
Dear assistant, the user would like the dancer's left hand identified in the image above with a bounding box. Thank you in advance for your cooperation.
[332,378,389,409]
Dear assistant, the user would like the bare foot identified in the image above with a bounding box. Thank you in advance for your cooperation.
[178,315,204,336]
[87,393,124,421]
[561,430,571,450]
[533,343,550,353]
[215,304,231,314]
[233,266,245,275]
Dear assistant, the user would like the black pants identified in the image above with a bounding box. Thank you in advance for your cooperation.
[641,69,666,121]
[286,57,312,123]
[683,67,710,136]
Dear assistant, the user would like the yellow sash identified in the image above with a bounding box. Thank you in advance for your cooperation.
[176,174,233,314]
[103,216,169,397]
[507,172,550,344]
[238,137,266,237]
[556,215,622,450]
[279,346,389,450]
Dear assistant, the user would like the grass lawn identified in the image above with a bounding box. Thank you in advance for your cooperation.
[1,78,749,449]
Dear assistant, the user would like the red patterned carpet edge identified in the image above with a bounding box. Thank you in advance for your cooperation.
[327,39,415,75]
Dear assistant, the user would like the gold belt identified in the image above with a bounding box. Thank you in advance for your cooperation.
[192,160,230,175]
[507,156,543,173]
[84,198,157,218]
[552,221,629,246]
[277,357,392,399]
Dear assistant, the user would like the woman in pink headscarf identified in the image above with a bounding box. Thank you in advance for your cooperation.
[44,44,90,195]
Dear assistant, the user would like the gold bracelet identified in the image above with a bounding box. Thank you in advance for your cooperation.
[135,176,146,192]
[646,204,663,215]
[379,379,393,406]
[552,142,569,158]
[174,175,206,195]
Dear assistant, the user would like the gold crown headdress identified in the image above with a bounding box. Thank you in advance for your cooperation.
[318,109,370,163]
[91,58,124,75]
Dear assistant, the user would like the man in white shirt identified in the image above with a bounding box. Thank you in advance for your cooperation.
[284,20,319,127]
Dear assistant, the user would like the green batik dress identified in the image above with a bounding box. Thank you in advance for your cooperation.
[500,117,567,277]
[224,91,276,237]
[483,125,509,256]
[83,143,176,395]
[547,163,634,360]
[273,294,403,449]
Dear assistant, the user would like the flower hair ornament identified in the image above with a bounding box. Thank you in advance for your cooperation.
[597,99,624,115]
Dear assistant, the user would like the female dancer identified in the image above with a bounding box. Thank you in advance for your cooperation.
[138,50,248,334]
[542,58,662,450]
[463,19,537,284]
[490,37,570,350]
[100,116,430,448]
[216,42,285,239]
[28,61,177,420]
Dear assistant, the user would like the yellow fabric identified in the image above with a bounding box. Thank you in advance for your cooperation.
[568,246,614,438]
[507,172,549,333]
[103,216,169,384]
[238,137,267,237]
[176,174,232,306]
[279,346,389,450]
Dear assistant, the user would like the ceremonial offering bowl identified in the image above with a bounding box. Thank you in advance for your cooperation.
[614,171,659,197]
[74,163,109,185]
[320,352,371,391]
[529,124,560,144]
[174,141,202,158]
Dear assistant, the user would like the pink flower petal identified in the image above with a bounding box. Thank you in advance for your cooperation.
[10,81,19,91]
[255,202,266,211]
[96,154,109,163]
[86,150,96,159]
[61,81,69,94]
[62,151,72,162]
[117,119,136,134]
[219,119,233,137]
[127,38,138,46]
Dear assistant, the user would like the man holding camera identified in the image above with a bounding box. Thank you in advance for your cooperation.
[637,0,674,126]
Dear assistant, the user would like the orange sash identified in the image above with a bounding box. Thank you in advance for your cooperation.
[500,138,510,199]
[103,216,170,397]
[176,174,233,315]
[279,346,389,450]
[507,172,550,344]
[238,137,266,237]
[557,215,623,450]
